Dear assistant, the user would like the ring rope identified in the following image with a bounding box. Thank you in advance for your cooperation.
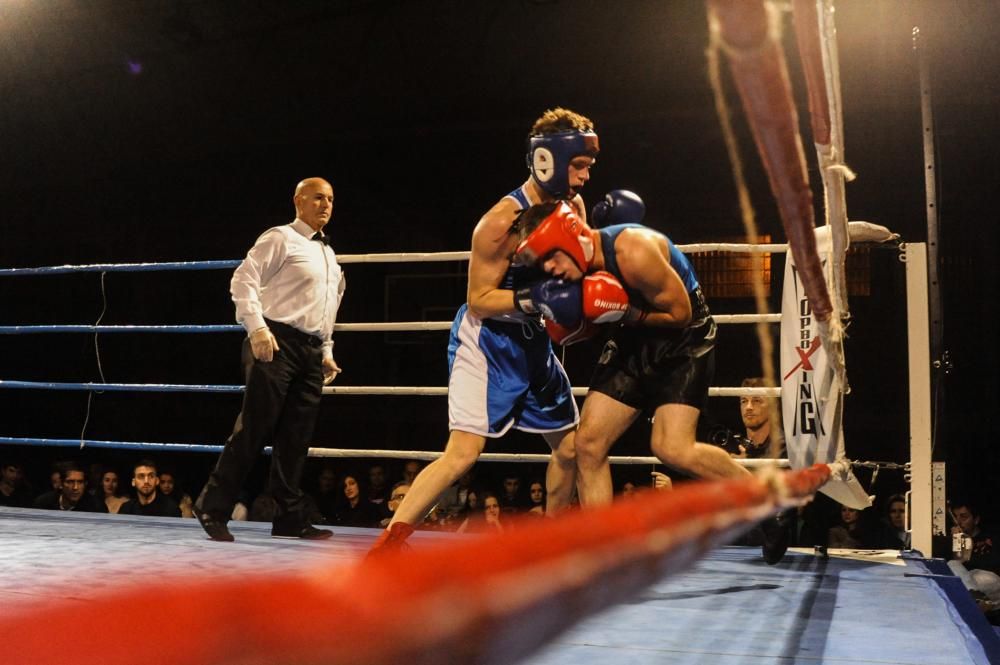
[0,436,789,468]
[4,313,784,335]
[0,243,793,277]
[0,314,780,335]
[0,380,781,398]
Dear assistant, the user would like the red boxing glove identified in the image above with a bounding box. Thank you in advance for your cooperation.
[545,318,599,346]
[582,271,630,323]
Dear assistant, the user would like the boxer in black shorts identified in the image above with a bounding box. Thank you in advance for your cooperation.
[514,194,790,564]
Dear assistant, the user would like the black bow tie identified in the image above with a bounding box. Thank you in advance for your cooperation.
[311,232,330,246]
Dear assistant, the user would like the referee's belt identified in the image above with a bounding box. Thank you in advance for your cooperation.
[264,318,324,348]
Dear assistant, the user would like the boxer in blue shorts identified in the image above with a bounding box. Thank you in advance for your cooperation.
[513,195,790,564]
[369,108,601,554]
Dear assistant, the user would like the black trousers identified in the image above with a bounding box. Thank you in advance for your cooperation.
[197,328,323,525]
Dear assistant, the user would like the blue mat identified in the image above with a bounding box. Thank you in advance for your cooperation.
[2,507,996,664]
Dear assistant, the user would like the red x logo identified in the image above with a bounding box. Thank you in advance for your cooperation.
[783,336,822,381]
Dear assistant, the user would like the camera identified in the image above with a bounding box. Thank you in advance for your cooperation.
[709,427,751,456]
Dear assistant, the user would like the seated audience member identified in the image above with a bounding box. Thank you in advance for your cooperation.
[401,460,423,486]
[311,464,340,524]
[367,463,390,506]
[158,469,194,518]
[97,467,129,514]
[334,473,381,528]
[118,460,182,518]
[947,501,1000,602]
[454,489,483,532]
[458,492,505,534]
[620,480,639,499]
[499,473,526,514]
[527,479,546,516]
[877,494,910,549]
[33,463,104,512]
[827,504,878,549]
[0,460,33,507]
[380,482,411,528]
[49,461,69,492]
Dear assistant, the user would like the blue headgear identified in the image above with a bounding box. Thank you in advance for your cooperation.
[526,129,600,198]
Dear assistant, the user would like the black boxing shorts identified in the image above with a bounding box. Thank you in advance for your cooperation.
[587,287,716,412]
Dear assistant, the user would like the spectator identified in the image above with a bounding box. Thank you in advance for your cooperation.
[827,504,876,549]
[618,474,670,500]
[880,494,910,549]
[499,473,525,514]
[119,460,182,518]
[733,378,785,459]
[458,492,505,534]
[380,482,411,528]
[367,463,390,505]
[401,460,423,486]
[527,480,546,516]
[947,501,1000,602]
[311,464,340,524]
[97,467,129,514]
[158,469,194,518]
[333,474,381,528]
[33,463,104,512]
[48,461,68,492]
[0,460,33,508]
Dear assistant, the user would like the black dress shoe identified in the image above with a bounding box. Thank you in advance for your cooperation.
[271,523,333,540]
[196,511,234,542]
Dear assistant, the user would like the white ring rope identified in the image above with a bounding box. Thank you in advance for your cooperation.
[336,243,788,263]
[320,386,781,397]
[305,447,789,468]
[0,314,780,336]
[0,241,795,277]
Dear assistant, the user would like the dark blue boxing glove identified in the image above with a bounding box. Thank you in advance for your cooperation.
[514,278,583,326]
[590,189,646,227]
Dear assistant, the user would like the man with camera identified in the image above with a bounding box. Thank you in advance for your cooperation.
[712,377,784,459]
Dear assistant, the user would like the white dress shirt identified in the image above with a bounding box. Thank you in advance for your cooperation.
[230,218,344,359]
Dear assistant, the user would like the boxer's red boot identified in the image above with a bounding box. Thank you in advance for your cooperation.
[366,522,415,559]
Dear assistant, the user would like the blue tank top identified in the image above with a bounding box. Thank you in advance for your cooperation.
[598,223,700,307]
[496,185,546,292]
[490,186,546,322]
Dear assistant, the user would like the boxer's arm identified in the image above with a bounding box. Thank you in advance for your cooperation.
[617,232,692,327]
[466,199,523,319]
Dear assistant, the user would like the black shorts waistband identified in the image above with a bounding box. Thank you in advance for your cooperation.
[264,318,323,348]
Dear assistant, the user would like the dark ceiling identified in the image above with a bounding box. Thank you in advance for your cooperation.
[3,0,997,264]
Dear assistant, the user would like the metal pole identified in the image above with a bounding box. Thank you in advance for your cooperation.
[904,242,934,556]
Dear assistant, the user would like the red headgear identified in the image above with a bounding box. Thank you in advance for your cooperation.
[515,201,594,271]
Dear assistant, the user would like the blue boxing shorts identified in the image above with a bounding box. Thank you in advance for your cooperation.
[447,304,579,437]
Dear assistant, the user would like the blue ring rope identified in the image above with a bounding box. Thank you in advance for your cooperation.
[0,436,233,454]
[0,260,241,276]
[0,325,243,334]
[0,380,243,393]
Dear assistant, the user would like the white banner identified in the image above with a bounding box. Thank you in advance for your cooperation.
[780,226,873,510]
